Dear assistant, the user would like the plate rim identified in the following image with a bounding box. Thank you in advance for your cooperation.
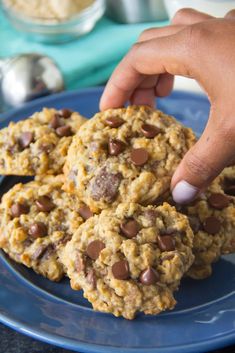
[1,300,235,353]
[0,88,234,353]
[0,86,209,122]
[1,249,234,317]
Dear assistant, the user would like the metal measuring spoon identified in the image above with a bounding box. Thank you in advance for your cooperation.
[0,53,64,110]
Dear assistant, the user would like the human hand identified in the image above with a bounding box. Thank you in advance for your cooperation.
[100,8,235,204]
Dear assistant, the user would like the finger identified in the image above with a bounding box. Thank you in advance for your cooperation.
[100,24,186,111]
[100,28,193,111]
[171,8,214,25]
[130,87,156,107]
[155,73,174,97]
[138,24,185,42]
[171,110,235,204]
[130,72,175,106]
[130,75,158,107]
[100,62,143,110]
[225,9,235,19]
[134,25,182,106]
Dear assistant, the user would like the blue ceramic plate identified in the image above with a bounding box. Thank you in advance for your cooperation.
[0,88,235,353]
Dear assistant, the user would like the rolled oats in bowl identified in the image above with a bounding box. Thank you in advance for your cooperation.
[1,0,105,43]
[3,0,95,23]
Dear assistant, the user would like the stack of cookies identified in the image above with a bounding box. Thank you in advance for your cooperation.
[0,105,234,320]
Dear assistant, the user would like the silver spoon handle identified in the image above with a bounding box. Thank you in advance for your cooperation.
[0,58,7,73]
[0,58,9,81]
[0,58,9,112]
[0,57,16,81]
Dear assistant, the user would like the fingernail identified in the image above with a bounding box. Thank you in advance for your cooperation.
[172,180,199,204]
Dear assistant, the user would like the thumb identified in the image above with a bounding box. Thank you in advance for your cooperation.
[171,111,235,204]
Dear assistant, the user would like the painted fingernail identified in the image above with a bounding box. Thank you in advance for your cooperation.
[172,180,199,204]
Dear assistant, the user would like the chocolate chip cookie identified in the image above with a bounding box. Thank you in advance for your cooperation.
[211,166,235,255]
[0,175,94,281]
[63,106,196,212]
[0,108,86,176]
[175,167,235,279]
[62,202,194,319]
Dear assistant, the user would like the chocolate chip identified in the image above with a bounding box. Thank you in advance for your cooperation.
[49,114,63,129]
[39,143,54,153]
[224,185,235,196]
[143,210,157,226]
[151,191,170,207]
[161,253,175,262]
[56,125,72,137]
[130,148,149,166]
[112,260,129,280]
[86,268,97,289]
[208,193,230,210]
[188,215,201,233]
[108,139,125,156]
[158,235,176,251]
[120,219,140,238]
[31,244,47,261]
[139,267,159,285]
[141,124,161,138]
[36,196,55,212]
[224,178,235,196]
[86,240,105,260]
[91,168,122,202]
[162,228,177,235]
[19,132,34,149]
[29,222,47,238]
[78,205,93,220]
[22,236,32,246]
[41,244,54,261]
[11,202,29,218]
[56,234,71,246]
[105,116,124,128]
[75,254,86,272]
[203,216,221,234]
[31,243,54,261]
[60,109,73,119]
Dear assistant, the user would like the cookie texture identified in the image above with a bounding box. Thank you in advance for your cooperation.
[63,106,196,211]
[0,108,86,176]
[175,167,235,279]
[214,166,235,255]
[0,175,94,281]
[62,202,194,319]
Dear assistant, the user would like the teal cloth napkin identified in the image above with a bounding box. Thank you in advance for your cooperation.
[0,9,168,89]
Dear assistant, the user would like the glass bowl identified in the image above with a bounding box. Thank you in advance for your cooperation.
[1,0,105,43]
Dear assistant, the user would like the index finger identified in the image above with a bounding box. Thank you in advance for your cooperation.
[100,27,192,111]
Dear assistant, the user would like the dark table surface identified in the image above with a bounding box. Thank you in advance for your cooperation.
[0,323,234,353]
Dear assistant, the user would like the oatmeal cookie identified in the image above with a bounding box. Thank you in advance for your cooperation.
[63,106,196,212]
[0,108,86,175]
[213,166,235,255]
[0,175,94,281]
[62,202,194,319]
[175,167,235,279]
